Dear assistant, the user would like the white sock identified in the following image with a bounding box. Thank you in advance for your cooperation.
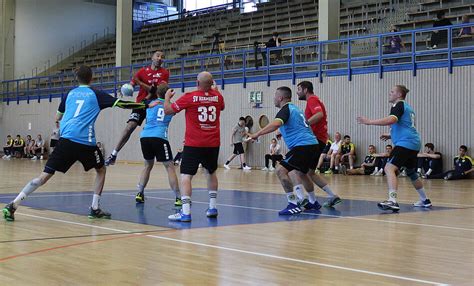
[417,168,422,173]
[137,184,145,193]
[374,167,379,172]
[92,194,100,210]
[425,169,432,176]
[388,189,397,203]
[286,192,298,205]
[181,196,191,215]
[416,188,427,201]
[209,190,217,209]
[307,191,317,204]
[293,185,305,201]
[112,149,118,156]
[13,178,42,207]
[322,185,335,197]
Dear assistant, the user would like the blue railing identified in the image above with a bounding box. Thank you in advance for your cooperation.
[1,23,473,105]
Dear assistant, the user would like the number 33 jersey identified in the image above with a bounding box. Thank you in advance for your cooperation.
[141,98,174,140]
[171,89,225,147]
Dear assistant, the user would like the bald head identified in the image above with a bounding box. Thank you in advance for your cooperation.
[197,71,213,91]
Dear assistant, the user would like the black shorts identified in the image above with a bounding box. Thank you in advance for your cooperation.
[308,141,325,170]
[180,146,219,175]
[387,146,419,170]
[233,142,245,155]
[50,139,59,148]
[280,144,319,174]
[127,108,146,126]
[44,138,104,174]
[321,143,331,154]
[140,137,173,162]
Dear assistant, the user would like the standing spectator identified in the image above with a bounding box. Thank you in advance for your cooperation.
[371,144,393,176]
[262,138,283,171]
[13,135,25,158]
[385,26,405,63]
[50,123,60,153]
[323,132,342,174]
[262,32,282,66]
[430,11,453,49]
[429,145,473,180]
[24,135,34,158]
[417,143,443,178]
[31,134,45,160]
[335,135,356,171]
[345,145,377,175]
[2,135,14,159]
[224,117,251,170]
[458,15,473,37]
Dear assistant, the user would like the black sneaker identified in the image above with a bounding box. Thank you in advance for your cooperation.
[413,199,432,208]
[88,207,111,219]
[135,192,145,203]
[377,200,400,212]
[323,196,342,208]
[2,203,16,221]
[104,154,117,166]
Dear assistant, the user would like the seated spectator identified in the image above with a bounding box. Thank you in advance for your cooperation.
[319,132,342,173]
[2,135,14,159]
[458,15,473,37]
[385,25,405,63]
[344,145,377,175]
[429,145,473,180]
[417,143,443,178]
[430,11,452,49]
[315,139,332,172]
[23,135,34,158]
[262,32,282,66]
[31,134,45,160]
[12,135,25,158]
[335,135,356,171]
[371,144,393,176]
[262,138,283,171]
[50,124,60,153]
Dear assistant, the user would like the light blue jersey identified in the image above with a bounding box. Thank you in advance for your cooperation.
[140,99,174,140]
[389,100,421,151]
[275,103,318,149]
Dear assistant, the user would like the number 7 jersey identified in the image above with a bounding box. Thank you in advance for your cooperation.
[171,89,225,147]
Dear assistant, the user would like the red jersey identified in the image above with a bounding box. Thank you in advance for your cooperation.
[304,95,329,144]
[171,89,225,147]
[131,66,170,103]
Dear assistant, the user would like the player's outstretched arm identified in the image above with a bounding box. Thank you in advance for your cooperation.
[249,120,282,140]
[357,115,397,126]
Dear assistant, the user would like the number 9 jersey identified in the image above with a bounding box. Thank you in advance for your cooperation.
[140,98,174,140]
[171,89,225,147]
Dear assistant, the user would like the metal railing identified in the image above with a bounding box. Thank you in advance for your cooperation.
[1,23,473,104]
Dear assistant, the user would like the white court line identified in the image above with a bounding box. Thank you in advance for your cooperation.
[112,193,474,232]
[15,212,448,286]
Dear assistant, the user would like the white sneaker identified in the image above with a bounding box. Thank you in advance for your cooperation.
[243,166,252,170]
[31,156,37,160]
[269,167,275,171]
[2,155,6,159]
[370,170,378,176]
[40,155,44,160]
[6,155,11,159]
[374,170,384,176]
[413,199,432,208]
[261,167,268,171]
[399,170,407,177]
[223,164,230,170]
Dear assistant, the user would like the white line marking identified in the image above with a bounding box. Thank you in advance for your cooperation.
[15,212,448,285]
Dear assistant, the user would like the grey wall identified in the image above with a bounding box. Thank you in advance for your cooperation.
[1,66,473,170]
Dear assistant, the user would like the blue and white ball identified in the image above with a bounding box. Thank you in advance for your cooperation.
[120,83,134,97]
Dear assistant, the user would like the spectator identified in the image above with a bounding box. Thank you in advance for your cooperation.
[262,138,283,171]
[344,145,377,175]
[430,11,452,49]
[385,25,405,63]
[429,145,473,180]
[458,15,473,37]
[31,134,45,160]
[320,132,343,174]
[50,123,60,153]
[12,135,25,158]
[417,143,443,178]
[224,117,251,170]
[335,135,356,171]
[24,135,34,158]
[2,135,14,159]
[262,32,282,66]
[315,139,332,172]
[371,144,393,176]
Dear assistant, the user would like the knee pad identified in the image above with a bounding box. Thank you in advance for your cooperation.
[406,168,419,181]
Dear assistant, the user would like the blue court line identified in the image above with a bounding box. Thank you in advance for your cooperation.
[0,189,456,230]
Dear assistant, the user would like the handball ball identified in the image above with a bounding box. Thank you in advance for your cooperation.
[121,83,134,97]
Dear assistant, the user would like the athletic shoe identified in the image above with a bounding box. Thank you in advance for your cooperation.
[105,154,117,166]
[374,169,384,176]
[261,167,269,171]
[304,201,322,210]
[40,155,44,160]
[297,198,309,209]
[399,169,407,177]
[324,169,333,174]
[370,170,378,176]
[269,167,275,171]
[168,211,191,222]
[88,207,111,219]
[31,156,37,160]
[2,203,16,221]
[135,192,145,203]
[1,155,6,159]
[413,199,432,208]
[315,169,320,174]
[377,200,400,212]
[243,165,252,170]
[223,164,230,170]
[323,196,342,208]
[206,208,218,218]
[278,203,302,215]
[174,198,183,207]
[339,165,347,175]
[6,155,11,159]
